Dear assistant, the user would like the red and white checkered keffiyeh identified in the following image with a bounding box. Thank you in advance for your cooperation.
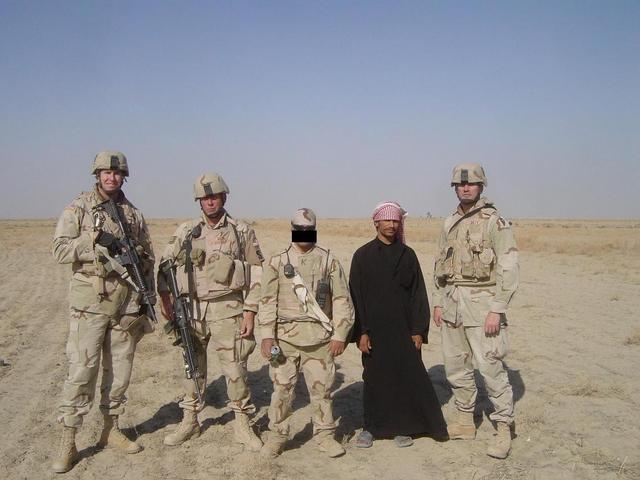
[372,201,408,244]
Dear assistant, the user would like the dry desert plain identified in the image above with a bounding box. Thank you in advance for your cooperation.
[1,217,639,480]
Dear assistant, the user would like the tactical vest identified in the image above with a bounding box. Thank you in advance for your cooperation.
[63,188,149,314]
[435,207,497,286]
[275,246,332,322]
[188,219,249,301]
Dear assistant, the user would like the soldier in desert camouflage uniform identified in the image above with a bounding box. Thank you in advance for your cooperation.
[259,208,354,458]
[51,151,155,473]
[158,172,263,451]
[432,163,519,459]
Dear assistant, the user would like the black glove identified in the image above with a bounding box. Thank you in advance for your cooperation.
[95,231,119,254]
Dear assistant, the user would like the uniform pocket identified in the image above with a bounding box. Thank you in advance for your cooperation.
[460,248,475,278]
[486,324,509,360]
[473,248,494,280]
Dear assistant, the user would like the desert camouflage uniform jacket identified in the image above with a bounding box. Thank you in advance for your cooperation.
[433,197,519,314]
[157,211,263,320]
[259,244,354,346]
[52,185,155,316]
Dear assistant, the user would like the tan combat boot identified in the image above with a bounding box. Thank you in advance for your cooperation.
[98,415,142,454]
[260,431,288,458]
[315,430,345,458]
[232,413,263,451]
[163,410,201,446]
[447,409,476,440]
[51,426,79,473]
[487,422,511,459]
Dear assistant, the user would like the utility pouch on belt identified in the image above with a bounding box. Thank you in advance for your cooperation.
[435,247,454,282]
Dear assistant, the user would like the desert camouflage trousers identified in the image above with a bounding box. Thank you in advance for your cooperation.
[178,311,256,414]
[441,286,514,424]
[58,309,144,428]
[268,340,336,436]
[442,322,514,423]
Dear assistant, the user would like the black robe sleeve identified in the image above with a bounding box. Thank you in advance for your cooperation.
[349,251,368,341]
[408,249,430,342]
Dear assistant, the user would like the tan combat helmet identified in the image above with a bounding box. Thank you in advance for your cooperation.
[451,163,487,187]
[291,208,316,229]
[193,172,230,200]
[92,151,129,176]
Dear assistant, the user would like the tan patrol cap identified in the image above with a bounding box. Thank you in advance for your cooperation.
[92,151,129,176]
[451,163,487,187]
[193,172,230,200]
[291,208,316,229]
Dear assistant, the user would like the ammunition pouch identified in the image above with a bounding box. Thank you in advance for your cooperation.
[176,247,205,267]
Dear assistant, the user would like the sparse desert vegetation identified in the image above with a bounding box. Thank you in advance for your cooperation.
[0,218,639,479]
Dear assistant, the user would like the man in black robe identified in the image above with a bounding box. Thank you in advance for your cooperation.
[349,202,448,448]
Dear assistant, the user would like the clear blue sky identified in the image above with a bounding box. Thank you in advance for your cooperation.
[1,1,638,219]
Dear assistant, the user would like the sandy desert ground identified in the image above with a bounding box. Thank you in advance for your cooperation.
[1,217,639,480]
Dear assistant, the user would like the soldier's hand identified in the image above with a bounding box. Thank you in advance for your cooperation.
[261,338,275,359]
[484,311,501,335]
[240,311,255,338]
[433,306,443,327]
[159,292,173,321]
[358,333,372,354]
[411,334,423,350]
[329,340,346,357]
[94,231,118,253]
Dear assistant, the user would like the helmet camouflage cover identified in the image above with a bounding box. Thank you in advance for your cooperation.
[193,172,230,200]
[291,208,317,229]
[451,163,487,187]
[92,151,129,176]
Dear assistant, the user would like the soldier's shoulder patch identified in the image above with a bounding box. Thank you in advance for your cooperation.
[496,217,511,230]
[64,194,89,212]
[63,203,79,212]
[167,235,178,245]
[234,219,253,233]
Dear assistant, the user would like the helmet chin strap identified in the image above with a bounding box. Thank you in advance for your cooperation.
[202,206,225,224]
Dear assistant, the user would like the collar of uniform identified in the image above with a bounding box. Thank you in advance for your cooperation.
[290,243,317,255]
[202,210,228,230]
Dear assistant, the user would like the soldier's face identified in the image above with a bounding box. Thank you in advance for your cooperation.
[200,193,226,218]
[455,183,483,204]
[98,169,124,194]
[375,219,400,240]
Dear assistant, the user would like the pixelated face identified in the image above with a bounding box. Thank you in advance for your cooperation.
[455,183,483,204]
[200,193,226,218]
[98,169,125,194]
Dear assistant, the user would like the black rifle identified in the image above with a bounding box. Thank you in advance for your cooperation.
[159,258,203,404]
[97,198,158,323]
